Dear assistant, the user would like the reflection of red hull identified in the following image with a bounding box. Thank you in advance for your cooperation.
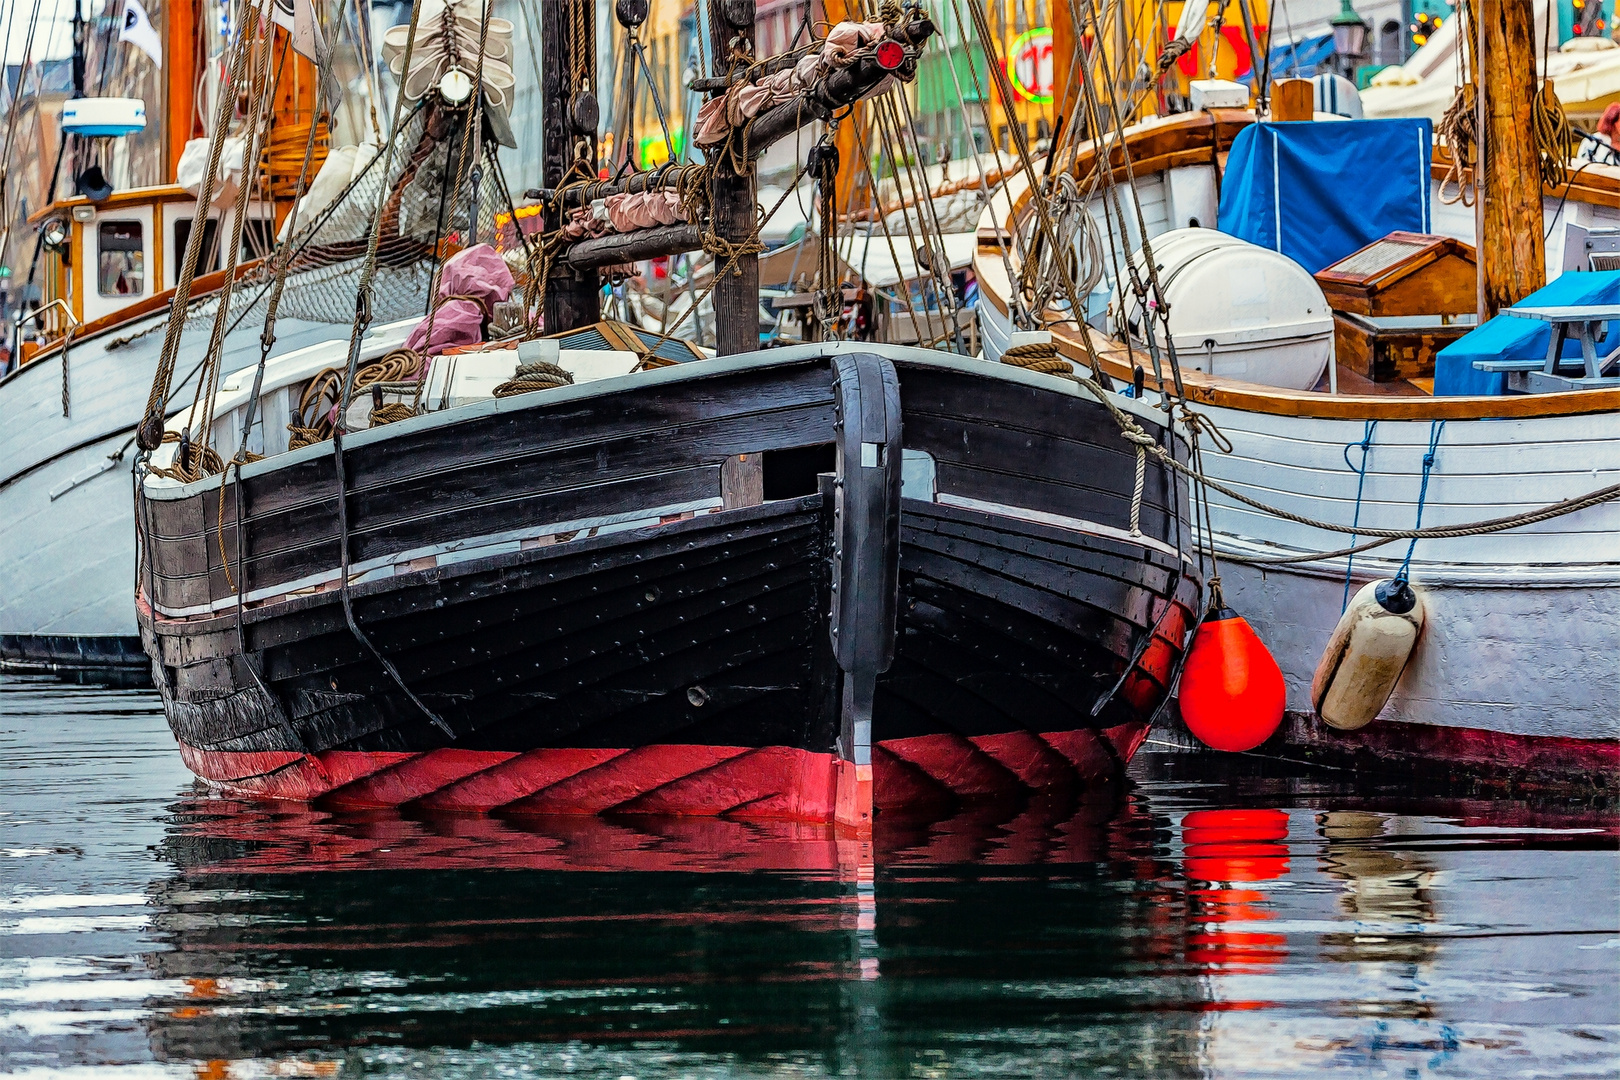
[177,720,1151,822]
[162,777,1143,876]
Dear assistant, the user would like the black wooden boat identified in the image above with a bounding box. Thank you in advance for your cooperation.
[136,343,1201,825]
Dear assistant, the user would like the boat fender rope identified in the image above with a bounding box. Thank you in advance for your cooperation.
[1395,420,1445,585]
[1340,419,1377,612]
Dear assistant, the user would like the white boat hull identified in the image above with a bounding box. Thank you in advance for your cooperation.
[977,296,1620,760]
[0,312,372,670]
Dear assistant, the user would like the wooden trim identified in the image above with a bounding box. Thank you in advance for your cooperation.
[1058,328,1620,420]
[17,261,262,369]
[27,185,199,227]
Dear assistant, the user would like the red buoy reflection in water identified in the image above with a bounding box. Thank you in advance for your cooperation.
[1183,809,1290,978]
[1178,608,1286,752]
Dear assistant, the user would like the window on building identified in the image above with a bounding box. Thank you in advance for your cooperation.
[97,220,144,297]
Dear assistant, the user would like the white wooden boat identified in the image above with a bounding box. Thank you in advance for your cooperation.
[975,109,1620,790]
[0,184,409,672]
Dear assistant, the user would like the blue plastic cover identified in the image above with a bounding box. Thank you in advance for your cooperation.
[1216,119,1433,273]
[1433,270,1620,396]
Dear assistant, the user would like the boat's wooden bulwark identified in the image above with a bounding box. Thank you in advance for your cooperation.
[138,347,1200,820]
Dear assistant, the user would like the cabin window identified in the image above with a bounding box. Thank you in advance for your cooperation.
[174,217,221,279]
[97,221,144,297]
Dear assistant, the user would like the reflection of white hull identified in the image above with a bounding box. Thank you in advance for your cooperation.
[0,312,370,668]
[978,300,1620,746]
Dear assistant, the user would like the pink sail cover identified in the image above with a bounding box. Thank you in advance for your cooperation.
[403,243,516,355]
[692,20,890,147]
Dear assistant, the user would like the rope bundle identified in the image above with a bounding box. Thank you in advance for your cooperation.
[287,349,424,449]
[1000,340,1077,380]
[146,431,227,483]
[493,359,574,397]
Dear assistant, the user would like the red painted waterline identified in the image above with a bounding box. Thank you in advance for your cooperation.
[1283,713,1620,781]
[174,722,1150,823]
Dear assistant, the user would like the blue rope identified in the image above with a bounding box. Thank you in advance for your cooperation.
[1341,420,1377,612]
[1395,420,1447,587]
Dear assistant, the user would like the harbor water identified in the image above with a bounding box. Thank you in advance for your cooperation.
[2,673,1616,1078]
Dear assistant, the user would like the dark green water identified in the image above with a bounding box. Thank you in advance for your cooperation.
[2,673,1616,1078]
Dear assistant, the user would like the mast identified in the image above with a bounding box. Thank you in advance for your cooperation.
[164,0,200,183]
[1475,0,1544,318]
[540,0,601,334]
[708,0,759,356]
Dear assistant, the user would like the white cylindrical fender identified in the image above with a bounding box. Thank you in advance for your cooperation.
[1311,579,1427,731]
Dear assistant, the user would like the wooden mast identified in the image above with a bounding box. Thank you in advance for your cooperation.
[708,0,759,356]
[823,0,862,242]
[541,0,602,334]
[1476,0,1545,317]
[164,0,200,182]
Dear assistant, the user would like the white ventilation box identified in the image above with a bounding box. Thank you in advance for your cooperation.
[1189,79,1250,111]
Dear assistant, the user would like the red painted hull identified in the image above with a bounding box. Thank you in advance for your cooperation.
[177,720,1152,821]
[1278,712,1620,793]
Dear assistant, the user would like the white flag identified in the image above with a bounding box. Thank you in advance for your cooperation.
[118,0,163,68]
[271,0,324,64]
[271,0,342,107]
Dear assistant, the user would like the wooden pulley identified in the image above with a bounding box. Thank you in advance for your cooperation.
[718,0,753,28]
[614,0,648,28]
[569,91,599,136]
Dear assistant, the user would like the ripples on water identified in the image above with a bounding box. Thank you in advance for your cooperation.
[1,673,1616,1078]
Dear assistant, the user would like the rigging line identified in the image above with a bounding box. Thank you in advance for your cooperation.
[867,91,947,349]
[847,109,930,347]
[330,0,457,741]
[138,0,264,448]
[933,28,1017,333]
[0,0,46,247]
[962,0,1092,341]
[224,84,328,747]
[1068,30,1138,320]
[419,0,494,357]
[935,0,1027,323]
[185,12,287,458]
[1078,0,1182,397]
[889,85,969,353]
[632,33,678,165]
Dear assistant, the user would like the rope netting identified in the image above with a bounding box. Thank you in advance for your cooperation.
[128,108,535,347]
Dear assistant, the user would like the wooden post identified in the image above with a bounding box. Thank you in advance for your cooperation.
[1477,0,1545,317]
[1268,78,1314,122]
[1052,0,1077,139]
[541,0,601,334]
[709,0,759,355]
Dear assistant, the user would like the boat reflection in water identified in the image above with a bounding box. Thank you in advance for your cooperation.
[108,769,1615,1078]
[144,787,1214,1076]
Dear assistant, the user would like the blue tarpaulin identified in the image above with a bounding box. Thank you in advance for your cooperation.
[1433,271,1620,396]
[1216,119,1433,273]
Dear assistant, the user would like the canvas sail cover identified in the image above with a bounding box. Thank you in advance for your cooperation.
[1216,119,1433,274]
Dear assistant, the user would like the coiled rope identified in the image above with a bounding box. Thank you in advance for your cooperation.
[1000,340,1077,380]
[493,359,574,397]
[287,349,424,448]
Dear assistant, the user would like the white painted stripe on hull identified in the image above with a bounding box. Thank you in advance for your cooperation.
[935,492,1189,562]
[148,497,727,619]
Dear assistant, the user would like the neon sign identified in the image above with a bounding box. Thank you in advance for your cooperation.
[1008,27,1054,104]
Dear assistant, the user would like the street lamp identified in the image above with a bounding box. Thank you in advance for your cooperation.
[1331,0,1371,62]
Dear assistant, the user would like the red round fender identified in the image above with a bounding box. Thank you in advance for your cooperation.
[1178,608,1286,752]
